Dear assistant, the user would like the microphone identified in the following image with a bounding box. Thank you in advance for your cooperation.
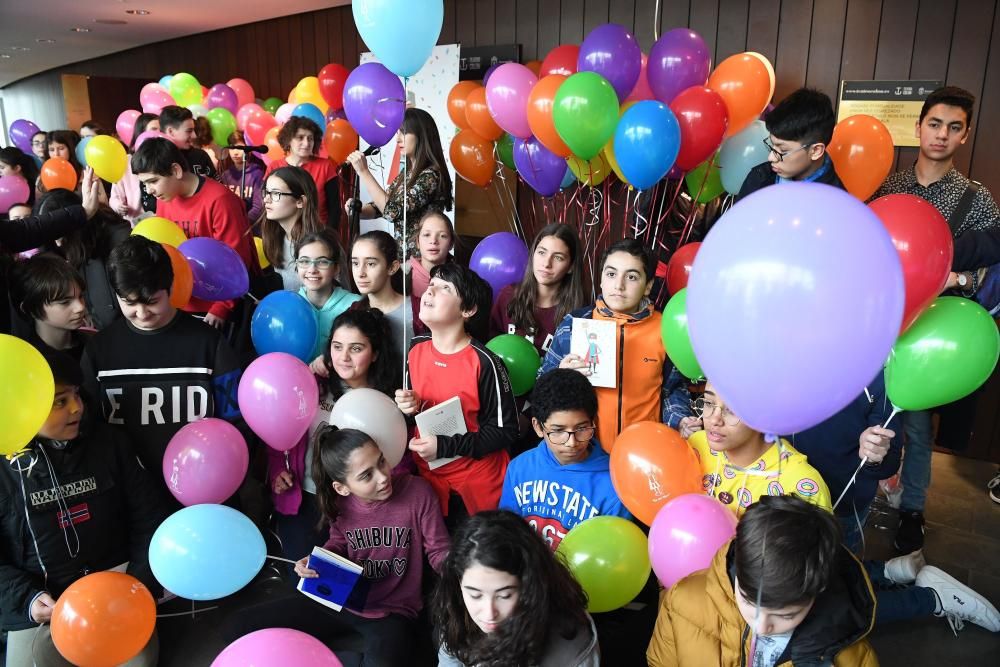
[226,144,269,153]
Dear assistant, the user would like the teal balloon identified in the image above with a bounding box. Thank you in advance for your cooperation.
[263,97,282,115]
[486,334,541,396]
[291,103,326,130]
[496,133,515,171]
[75,136,93,168]
[553,72,620,160]
[684,153,724,203]
[718,120,770,195]
[206,108,237,147]
[661,288,704,380]
[353,0,443,77]
[560,163,576,189]
[159,74,174,89]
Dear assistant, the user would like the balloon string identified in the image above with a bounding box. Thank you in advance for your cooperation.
[832,406,901,511]
[266,555,298,564]
[631,189,649,237]
[156,606,219,618]
[400,76,409,391]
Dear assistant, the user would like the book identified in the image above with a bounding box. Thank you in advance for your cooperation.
[297,546,364,612]
[414,395,467,470]
[570,317,617,388]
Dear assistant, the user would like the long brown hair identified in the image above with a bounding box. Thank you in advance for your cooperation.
[311,426,379,524]
[397,108,453,210]
[506,223,585,334]
[260,166,322,268]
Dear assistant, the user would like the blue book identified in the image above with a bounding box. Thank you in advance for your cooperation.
[296,546,364,612]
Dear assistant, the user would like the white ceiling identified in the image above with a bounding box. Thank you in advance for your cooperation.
[0,0,350,88]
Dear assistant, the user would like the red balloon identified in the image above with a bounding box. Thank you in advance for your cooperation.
[245,108,278,146]
[318,63,350,111]
[869,194,954,332]
[669,86,729,171]
[666,242,701,296]
[541,44,580,77]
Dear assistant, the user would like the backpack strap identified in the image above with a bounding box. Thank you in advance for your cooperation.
[948,180,982,233]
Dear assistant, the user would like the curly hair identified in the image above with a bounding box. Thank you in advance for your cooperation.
[321,308,400,400]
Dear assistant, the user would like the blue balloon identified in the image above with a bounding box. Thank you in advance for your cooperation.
[718,120,770,195]
[75,136,93,168]
[560,163,576,189]
[250,290,319,362]
[613,101,681,190]
[353,0,444,77]
[159,74,174,89]
[290,103,327,130]
[149,504,265,601]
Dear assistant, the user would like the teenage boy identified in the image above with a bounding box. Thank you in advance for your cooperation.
[132,137,259,327]
[159,105,217,179]
[499,368,629,550]
[736,88,842,200]
[265,116,340,228]
[9,254,91,361]
[394,263,519,516]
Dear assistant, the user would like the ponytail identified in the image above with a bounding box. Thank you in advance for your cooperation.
[311,425,378,527]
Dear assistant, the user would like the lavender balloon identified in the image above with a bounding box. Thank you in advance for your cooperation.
[648,29,712,105]
[578,24,642,103]
[513,137,566,197]
[686,183,904,435]
[206,83,239,115]
[343,63,405,148]
[9,119,41,154]
[179,237,250,301]
[470,232,530,299]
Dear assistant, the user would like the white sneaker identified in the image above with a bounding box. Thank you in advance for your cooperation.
[884,550,926,584]
[915,566,1000,634]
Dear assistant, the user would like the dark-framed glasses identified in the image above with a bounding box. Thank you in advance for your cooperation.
[762,138,813,162]
[544,425,596,445]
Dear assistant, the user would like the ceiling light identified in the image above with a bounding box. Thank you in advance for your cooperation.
[125,9,150,15]
[71,27,91,33]
[95,19,128,25]
[10,46,30,51]
[36,38,56,44]
[0,54,11,59]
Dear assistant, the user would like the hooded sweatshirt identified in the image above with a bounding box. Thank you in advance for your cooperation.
[299,285,362,359]
[439,614,601,667]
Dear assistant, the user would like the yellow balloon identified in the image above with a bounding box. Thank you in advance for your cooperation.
[85,136,128,183]
[295,76,329,114]
[568,153,611,186]
[746,52,776,103]
[132,216,188,248]
[287,88,298,105]
[254,236,270,268]
[603,140,627,184]
[0,335,55,456]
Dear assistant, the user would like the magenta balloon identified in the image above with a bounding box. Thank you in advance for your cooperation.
[578,23,642,102]
[142,89,175,115]
[0,175,31,214]
[648,494,737,588]
[116,110,141,146]
[343,63,406,147]
[139,82,168,107]
[206,83,239,115]
[485,63,538,139]
[9,119,41,153]
[325,107,347,123]
[163,418,249,506]
[648,29,712,104]
[470,232,530,299]
[237,353,319,453]
[686,183,905,435]
[179,237,249,301]
[134,130,169,150]
[513,137,566,197]
[212,628,343,667]
[236,103,264,132]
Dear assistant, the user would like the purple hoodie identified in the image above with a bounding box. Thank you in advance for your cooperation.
[220,162,265,224]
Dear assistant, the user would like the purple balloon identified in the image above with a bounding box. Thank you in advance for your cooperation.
[9,119,41,154]
[482,62,500,85]
[179,237,250,301]
[648,29,712,105]
[578,24,642,103]
[163,418,249,506]
[686,183,904,435]
[648,494,737,588]
[325,107,347,123]
[343,63,405,148]
[206,83,239,115]
[513,137,566,197]
[470,232,530,299]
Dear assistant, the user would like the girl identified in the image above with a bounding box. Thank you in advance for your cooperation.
[47,130,82,180]
[10,254,91,360]
[266,117,340,227]
[111,113,160,222]
[434,510,599,667]
[219,131,265,224]
[0,147,40,207]
[30,130,49,165]
[351,229,413,359]
[490,223,585,356]
[260,165,324,291]
[407,210,455,336]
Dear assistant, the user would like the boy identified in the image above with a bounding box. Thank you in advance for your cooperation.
[736,88,842,200]
[394,263,518,516]
[132,137,259,327]
[265,116,340,228]
[10,254,91,360]
[499,368,629,550]
[159,105,217,179]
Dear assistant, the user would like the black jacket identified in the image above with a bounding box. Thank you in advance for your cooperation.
[735,159,846,203]
[953,227,1000,270]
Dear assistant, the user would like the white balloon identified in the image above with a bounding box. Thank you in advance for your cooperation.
[328,388,407,467]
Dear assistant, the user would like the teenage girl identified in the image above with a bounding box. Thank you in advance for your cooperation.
[260,166,324,291]
[351,229,413,361]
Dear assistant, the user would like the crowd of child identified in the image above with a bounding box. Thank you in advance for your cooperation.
[1,85,999,667]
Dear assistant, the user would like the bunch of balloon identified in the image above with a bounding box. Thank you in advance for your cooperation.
[828,114,895,201]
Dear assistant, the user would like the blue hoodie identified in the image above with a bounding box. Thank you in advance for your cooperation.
[500,440,630,549]
[299,286,363,359]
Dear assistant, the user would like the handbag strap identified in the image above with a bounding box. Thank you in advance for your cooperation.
[948,180,982,233]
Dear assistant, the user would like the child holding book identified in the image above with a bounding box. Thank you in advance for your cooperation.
[10,254,91,360]
[350,230,413,361]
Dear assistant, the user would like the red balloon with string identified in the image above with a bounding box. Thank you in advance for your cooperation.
[666,242,702,296]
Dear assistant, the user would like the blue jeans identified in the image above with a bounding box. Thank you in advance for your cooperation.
[864,561,937,624]
[838,504,871,556]
[900,410,933,512]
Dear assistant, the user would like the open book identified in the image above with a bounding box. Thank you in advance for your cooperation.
[297,546,363,612]
[415,395,467,470]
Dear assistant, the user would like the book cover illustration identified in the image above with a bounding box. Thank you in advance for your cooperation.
[297,546,364,612]
[570,318,617,388]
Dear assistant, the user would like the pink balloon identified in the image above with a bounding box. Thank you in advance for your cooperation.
[139,82,168,107]
[134,130,169,151]
[206,84,239,115]
[485,63,538,139]
[211,628,342,667]
[624,54,655,104]
[275,103,295,124]
[142,89,175,115]
[116,110,141,146]
[236,103,264,132]
[0,175,30,214]
[227,78,256,108]
[163,418,249,506]
[648,494,737,588]
[237,353,319,452]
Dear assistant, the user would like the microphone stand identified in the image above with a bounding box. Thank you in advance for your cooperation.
[349,168,362,241]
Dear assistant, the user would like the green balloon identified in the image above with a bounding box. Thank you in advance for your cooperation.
[684,153,724,204]
[206,108,237,147]
[495,133,516,172]
[885,297,1000,411]
[169,72,202,108]
[552,72,620,161]
[556,516,650,613]
[661,288,704,380]
[486,334,540,396]
[263,97,283,115]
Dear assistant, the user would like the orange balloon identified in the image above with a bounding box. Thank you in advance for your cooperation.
[50,572,156,667]
[324,118,359,164]
[465,86,504,141]
[527,74,571,158]
[264,125,284,163]
[447,81,480,130]
[609,422,704,526]
[707,53,771,137]
[40,158,77,191]
[450,129,496,187]
[162,243,193,308]
[828,114,895,201]
[524,60,543,77]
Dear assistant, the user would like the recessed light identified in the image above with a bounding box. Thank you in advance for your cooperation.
[95,19,128,25]
[125,9,150,15]
[36,38,56,44]
[0,54,11,59]
[10,46,29,51]
[71,27,91,33]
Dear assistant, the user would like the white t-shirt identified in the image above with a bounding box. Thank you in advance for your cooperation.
[303,390,337,493]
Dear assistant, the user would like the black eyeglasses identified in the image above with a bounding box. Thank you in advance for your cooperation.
[543,425,596,445]
[762,138,813,162]
[263,189,295,201]
[691,397,741,426]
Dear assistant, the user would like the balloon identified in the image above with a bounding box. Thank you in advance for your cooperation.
[495,133,515,171]
[85,135,128,182]
[486,334,542,395]
[540,44,580,77]
[0,175,30,214]
[326,107,347,124]
[163,419,249,506]
[132,216,187,248]
[567,153,612,186]
[470,232,529,298]
[648,494,737,588]
[205,107,237,147]
[648,29,712,105]
[9,118,41,153]
[288,88,298,105]
[450,129,496,187]
[255,236,270,269]
[560,164,576,189]
[318,63,350,110]
[603,141,627,184]
[133,129,169,151]
[669,86,729,171]
[577,23,642,102]
[465,86,503,141]
[746,52,776,101]
[613,100,681,189]
[624,54,655,104]
[158,74,173,89]
[527,74,572,157]
[291,103,326,130]
[211,628,343,667]
[251,291,319,362]
[324,119,359,164]
[179,237,250,301]
[0,335,54,456]
[116,109,141,146]
[707,53,771,136]
[481,63,500,86]
[885,297,1000,411]
[170,72,203,107]
[556,516,650,613]
[718,120,770,194]
[239,352,319,451]
[684,154,725,203]
[275,102,295,124]
[295,76,329,114]
[149,504,265,600]
[666,242,701,296]
[245,108,278,146]
[227,78,256,108]
[206,83,239,115]
[329,388,408,468]
[484,63,537,139]
[661,288,704,380]
[687,182,905,435]
[142,88,175,115]
[609,421,703,522]
[828,114,895,201]
[513,136,566,196]
[75,136,93,168]
[869,194,954,331]
[236,103,263,132]
[41,158,77,191]
[343,63,406,147]
[524,60,542,76]
[553,72,620,160]
[447,81,480,129]
[353,0,443,77]
[263,96,283,115]
[162,244,194,308]
[50,572,155,667]
[186,103,209,119]
[263,126,284,164]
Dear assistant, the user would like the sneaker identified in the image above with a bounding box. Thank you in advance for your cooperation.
[884,550,926,584]
[894,510,925,554]
[988,471,1000,505]
[915,566,1000,634]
